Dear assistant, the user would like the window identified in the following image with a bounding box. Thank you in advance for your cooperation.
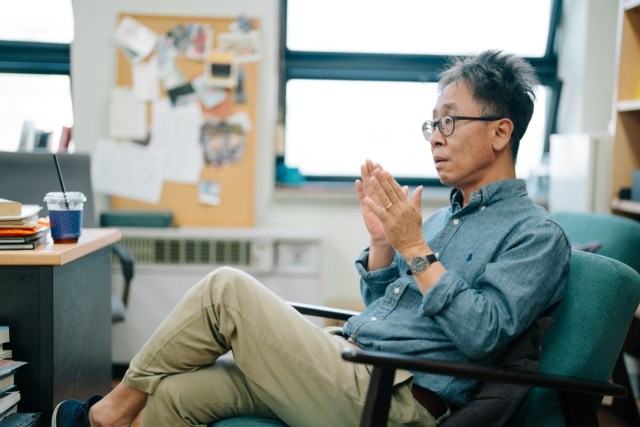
[0,0,74,153]
[279,0,562,187]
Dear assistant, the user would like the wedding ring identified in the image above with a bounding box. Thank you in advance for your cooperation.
[383,202,393,210]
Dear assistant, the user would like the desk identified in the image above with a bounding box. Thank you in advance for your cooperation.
[0,229,121,424]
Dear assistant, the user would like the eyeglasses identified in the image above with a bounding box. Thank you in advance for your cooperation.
[422,115,502,141]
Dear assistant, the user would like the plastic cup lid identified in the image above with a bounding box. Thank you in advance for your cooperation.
[43,192,87,203]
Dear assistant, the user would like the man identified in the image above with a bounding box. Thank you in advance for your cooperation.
[54,50,570,427]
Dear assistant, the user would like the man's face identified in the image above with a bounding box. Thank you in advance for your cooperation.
[430,81,497,191]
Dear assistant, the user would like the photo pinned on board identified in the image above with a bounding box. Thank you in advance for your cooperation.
[113,16,158,63]
[185,23,214,60]
[230,15,253,33]
[192,74,228,109]
[235,67,247,104]
[216,31,261,63]
[167,84,196,105]
[167,24,190,52]
[159,62,196,104]
[156,24,189,64]
[205,53,238,88]
[201,118,246,168]
[198,180,221,206]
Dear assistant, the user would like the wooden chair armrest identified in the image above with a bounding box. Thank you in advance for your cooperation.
[341,348,626,398]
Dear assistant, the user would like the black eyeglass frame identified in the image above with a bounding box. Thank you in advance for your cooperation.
[422,115,503,141]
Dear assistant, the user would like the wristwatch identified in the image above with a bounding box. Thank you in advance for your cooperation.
[408,253,439,275]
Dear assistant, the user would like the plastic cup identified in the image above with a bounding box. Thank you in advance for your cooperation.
[43,192,86,244]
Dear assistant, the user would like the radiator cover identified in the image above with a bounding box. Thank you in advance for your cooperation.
[111,227,324,363]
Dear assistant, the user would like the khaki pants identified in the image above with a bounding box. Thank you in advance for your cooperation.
[123,267,443,427]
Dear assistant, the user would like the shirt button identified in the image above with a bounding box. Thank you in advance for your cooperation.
[394,287,400,294]
[350,333,355,338]
[435,252,439,258]
[453,219,460,225]
[371,317,377,322]
[480,206,486,211]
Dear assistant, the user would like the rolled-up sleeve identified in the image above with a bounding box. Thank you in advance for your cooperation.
[356,248,401,306]
[419,220,571,361]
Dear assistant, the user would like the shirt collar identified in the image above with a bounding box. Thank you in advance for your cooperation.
[449,178,528,213]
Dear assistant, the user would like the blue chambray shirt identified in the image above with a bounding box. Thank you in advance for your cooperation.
[342,178,571,407]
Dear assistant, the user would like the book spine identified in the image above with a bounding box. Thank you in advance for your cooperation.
[58,127,71,152]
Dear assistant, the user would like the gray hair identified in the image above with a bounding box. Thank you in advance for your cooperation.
[437,50,538,164]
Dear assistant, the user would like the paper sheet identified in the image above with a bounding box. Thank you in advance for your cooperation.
[113,16,157,63]
[133,56,159,101]
[92,138,166,204]
[109,87,148,140]
[226,112,252,133]
[150,98,204,184]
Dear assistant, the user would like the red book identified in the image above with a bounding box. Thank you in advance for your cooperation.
[58,127,71,152]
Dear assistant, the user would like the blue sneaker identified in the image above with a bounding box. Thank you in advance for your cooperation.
[52,395,103,427]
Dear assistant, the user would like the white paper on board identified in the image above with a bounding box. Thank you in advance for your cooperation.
[226,111,252,133]
[92,138,166,205]
[109,87,148,140]
[150,98,204,184]
[113,16,158,62]
[133,56,160,101]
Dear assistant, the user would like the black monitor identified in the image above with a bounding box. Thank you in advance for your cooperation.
[0,151,96,227]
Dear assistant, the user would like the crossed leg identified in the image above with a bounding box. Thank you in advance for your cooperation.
[90,267,431,427]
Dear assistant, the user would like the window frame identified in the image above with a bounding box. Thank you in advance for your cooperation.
[0,40,70,75]
[277,0,563,187]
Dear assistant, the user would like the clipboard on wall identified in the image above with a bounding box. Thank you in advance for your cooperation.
[111,14,258,227]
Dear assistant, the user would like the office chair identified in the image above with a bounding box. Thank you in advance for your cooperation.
[0,151,134,323]
[554,211,640,425]
[214,251,640,427]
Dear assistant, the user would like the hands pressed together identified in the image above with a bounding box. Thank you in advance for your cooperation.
[356,159,428,260]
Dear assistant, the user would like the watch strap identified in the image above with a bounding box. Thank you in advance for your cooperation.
[407,253,439,275]
[424,253,438,265]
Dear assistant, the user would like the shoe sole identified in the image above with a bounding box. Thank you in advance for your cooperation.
[51,401,64,427]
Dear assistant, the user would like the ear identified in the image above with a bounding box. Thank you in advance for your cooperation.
[492,118,514,152]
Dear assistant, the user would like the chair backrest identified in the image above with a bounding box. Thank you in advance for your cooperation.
[554,212,640,272]
[507,251,640,427]
[0,151,96,227]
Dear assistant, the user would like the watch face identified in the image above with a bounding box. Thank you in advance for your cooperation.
[410,256,428,273]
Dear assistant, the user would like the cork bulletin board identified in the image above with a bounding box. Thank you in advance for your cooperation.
[111,14,258,226]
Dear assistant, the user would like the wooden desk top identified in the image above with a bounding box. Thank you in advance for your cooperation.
[0,228,121,266]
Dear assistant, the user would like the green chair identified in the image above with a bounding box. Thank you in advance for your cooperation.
[214,251,640,427]
[553,212,640,273]
[554,211,640,425]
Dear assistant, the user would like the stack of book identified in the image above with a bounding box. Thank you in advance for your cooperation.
[0,200,48,251]
[0,327,27,423]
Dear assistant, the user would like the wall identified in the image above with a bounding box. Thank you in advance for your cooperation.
[557,0,619,134]
[554,0,619,213]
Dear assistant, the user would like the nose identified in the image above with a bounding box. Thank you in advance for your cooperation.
[430,126,445,148]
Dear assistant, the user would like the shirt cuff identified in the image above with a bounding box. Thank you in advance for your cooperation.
[419,269,467,317]
[355,247,400,285]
